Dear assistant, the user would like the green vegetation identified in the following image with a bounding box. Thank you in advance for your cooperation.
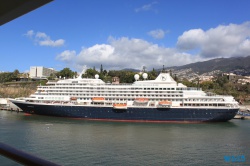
[0,70,19,83]
[55,68,77,79]
[0,67,249,103]
[199,75,250,103]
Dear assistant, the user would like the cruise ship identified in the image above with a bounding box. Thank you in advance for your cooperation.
[10,70,239,122]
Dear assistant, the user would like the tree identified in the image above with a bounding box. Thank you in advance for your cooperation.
[118,71,135,83]
[108,70,119,77]
[83,68,98,78]
[180,79,196,87]
[148,68,157,80]
[48,73,57,80]
[215,75,229,87]
[56,68,75,79]
[0,72,13,83]
[200,81,214,91]
[13,69,20,78]
[103,70,108,76]
[100,64,103,73]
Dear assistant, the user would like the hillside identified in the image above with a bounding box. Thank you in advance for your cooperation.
[0,82,37,98]
[171,56,250,75]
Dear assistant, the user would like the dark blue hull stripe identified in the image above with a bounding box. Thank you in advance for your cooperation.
[13,102,238,122]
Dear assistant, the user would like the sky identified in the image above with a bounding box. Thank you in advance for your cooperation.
[1,0,250,73]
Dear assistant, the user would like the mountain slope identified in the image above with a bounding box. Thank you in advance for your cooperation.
[172,56,250,75]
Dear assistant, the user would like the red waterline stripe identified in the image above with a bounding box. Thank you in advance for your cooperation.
[70,117,206,124]
[24,113,32,116]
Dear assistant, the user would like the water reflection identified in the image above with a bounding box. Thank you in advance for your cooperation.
[1,111,249,166]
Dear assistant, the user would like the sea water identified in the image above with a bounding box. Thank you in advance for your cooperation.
[0,110,249,166]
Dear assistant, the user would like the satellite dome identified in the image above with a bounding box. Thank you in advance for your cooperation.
[95,74,99,79]
[142,73,148,80]
[134,74,139,81]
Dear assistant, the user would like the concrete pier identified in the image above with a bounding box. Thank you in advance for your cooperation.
[234,105,250,120]
[0,98,22,112]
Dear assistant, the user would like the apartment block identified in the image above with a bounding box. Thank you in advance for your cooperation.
[29,66,56,79]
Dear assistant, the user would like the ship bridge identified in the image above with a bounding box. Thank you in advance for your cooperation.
[133,72,186,87]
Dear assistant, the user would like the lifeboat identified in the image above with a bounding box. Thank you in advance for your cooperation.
[157,100,172,108]
[92,97,105,103]
[113,103,127,109]
[70,97,77,100]
[134,98,149,104]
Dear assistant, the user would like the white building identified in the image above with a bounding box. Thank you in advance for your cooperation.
[199,76,214,83]
[29,66,56,79]
[0,98,8,105]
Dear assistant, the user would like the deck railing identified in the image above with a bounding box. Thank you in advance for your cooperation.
[0,142,60,166]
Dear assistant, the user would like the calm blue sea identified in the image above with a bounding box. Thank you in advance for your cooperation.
[0,110,249,166]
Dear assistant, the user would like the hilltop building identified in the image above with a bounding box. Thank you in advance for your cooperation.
[223,73,250,84]
[199,76,214,83]
[29,66,56,79]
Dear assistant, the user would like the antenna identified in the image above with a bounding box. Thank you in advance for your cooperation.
[162,65,166,73]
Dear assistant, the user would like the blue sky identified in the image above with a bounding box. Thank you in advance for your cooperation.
[1,0,250,73]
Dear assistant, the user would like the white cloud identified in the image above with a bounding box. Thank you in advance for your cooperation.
[25,30,65,47]
[36,32,48,39]
[177,29,206,50]
[24,30,34,38]
[56,37,201,71]
[39,39,65,47]
[148,29,167,39]
[177,22,250,58]
[56,22,250,71]
[237,39,250,56]
[56,50,76,62]
[135,1,158,13]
